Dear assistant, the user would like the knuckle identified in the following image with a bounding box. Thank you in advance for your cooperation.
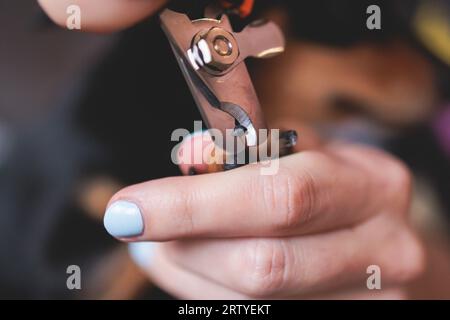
[240,240,289,297]
[259,167,315,231]
[156,178,197,238]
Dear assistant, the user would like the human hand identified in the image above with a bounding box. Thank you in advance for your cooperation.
[104,130,425,299]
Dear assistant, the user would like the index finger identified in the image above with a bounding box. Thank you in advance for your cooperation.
[103,144,409,241]
[38,0,167,32]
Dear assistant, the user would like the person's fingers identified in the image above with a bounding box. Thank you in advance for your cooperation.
[38,0,167,32]
[147,251,407,300]
[163,214,425,297]
[104,142,411,241]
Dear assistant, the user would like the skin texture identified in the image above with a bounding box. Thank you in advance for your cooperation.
[37,1,426,298]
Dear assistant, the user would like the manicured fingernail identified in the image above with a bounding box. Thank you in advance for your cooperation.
[128,242,156,270]
[103,200,144,238]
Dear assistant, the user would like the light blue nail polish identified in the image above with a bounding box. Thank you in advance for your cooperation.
[104,200,144,238]
[128,242,156,270]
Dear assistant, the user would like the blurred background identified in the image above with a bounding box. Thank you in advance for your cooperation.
[0,0,449,299]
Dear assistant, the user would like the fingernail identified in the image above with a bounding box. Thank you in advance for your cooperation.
[128,242,156,270]
[103,200,144,238]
